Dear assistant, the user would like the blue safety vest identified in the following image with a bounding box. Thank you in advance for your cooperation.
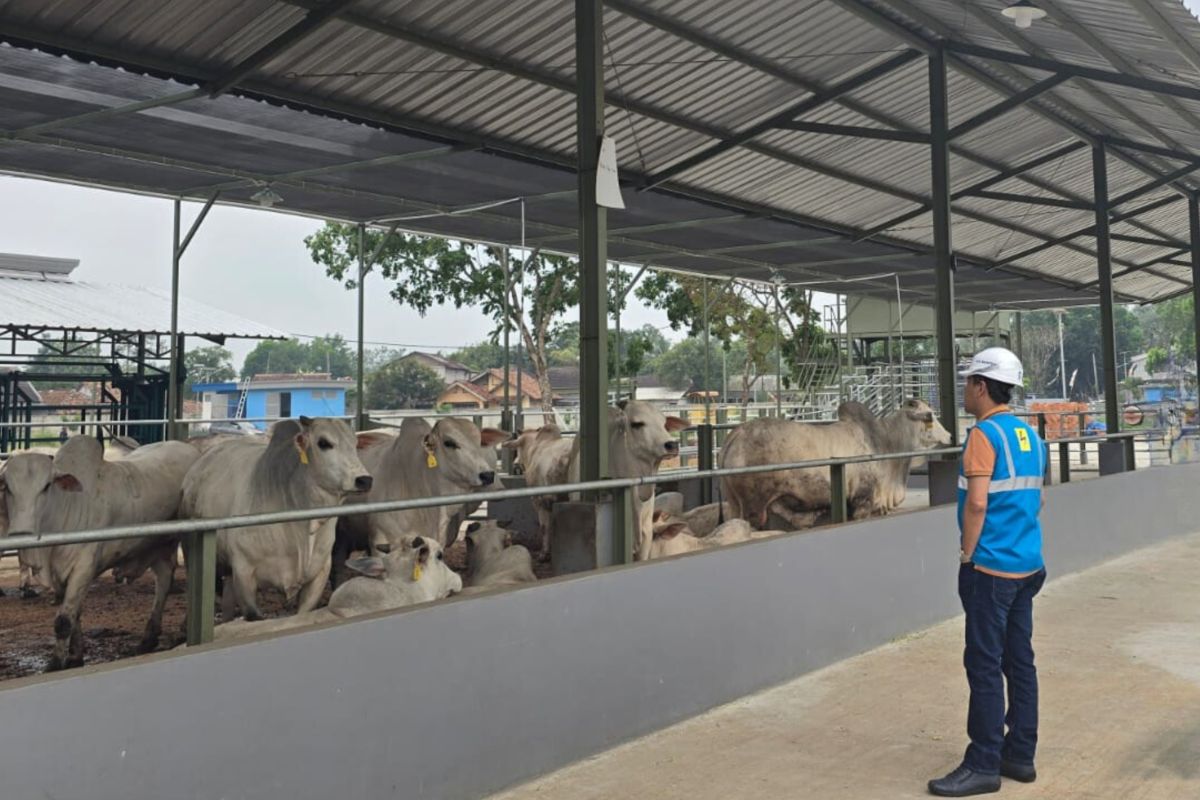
[957,412,1046,574]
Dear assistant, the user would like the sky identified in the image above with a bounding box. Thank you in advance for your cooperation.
[0,175,674,369]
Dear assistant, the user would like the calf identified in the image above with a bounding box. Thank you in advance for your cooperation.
[464,520,536,591]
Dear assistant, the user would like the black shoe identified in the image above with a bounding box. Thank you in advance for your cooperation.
[1000,759,1037,783]
[928,765,1001,797]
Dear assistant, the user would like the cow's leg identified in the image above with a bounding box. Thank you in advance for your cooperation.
[138,554,175,653]
[330,528,352,589]
[229,562,262,622]
[295,557,331,614]
[18,560,39,599]
[219,575,238,622]
[48,567,93,671]
[536,504,552,563]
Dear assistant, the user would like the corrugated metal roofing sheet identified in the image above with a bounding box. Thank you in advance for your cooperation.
[0,273,287,339]
[0,0,1198,308]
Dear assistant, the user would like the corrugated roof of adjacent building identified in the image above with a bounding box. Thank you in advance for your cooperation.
[0,1,1198,308]
[0,253,286,340]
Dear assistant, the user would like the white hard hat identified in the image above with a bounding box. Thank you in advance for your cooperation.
[959,346,1023,386]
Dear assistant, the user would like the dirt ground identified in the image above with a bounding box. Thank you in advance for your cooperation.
[0,531,554,681]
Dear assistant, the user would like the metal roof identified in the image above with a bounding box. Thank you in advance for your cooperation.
[0,264,286,340]
[1,1,1199,309]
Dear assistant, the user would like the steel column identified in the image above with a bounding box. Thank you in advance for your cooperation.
[1093,144,1120,433]
[1191,194,1200,387]
[703,277,711,419]
[576,0,610,488]
[501,247,512,434]
[929,48,958,442]
[355,224,366,430]
[167,200,181,441]
[184,530,216,645]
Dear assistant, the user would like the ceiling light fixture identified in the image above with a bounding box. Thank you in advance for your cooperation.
[250,186,284,208]
[1002,0,1047,29]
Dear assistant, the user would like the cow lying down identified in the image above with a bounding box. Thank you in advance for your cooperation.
[649,512,787,559]
[213,535,461,641]
[462,520,537,593]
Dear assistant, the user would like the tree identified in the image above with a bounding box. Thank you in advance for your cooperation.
[608,327,656,387]
[635,275,829,401]
[446,341,533,373]
[1020,307,1143,398]
[1144,346,1169,376]
[362,346,405,373]
[185,346,235,386]
[366,360,445,410]
[241,335,355,379]
[306,224,623,414]
[653,337,750,394]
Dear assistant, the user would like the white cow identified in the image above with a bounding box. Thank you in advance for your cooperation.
[180,417,372,622]
[463,520,537,591]
[501,425,574,561]
[213,535,461,640]
[649,512,784,559]
[0,436,199,669]
[719,399,952,528]
[519,401,688,562]
[333,418,506,583]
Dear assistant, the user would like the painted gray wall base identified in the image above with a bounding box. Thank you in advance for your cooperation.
[2,464,1197,800]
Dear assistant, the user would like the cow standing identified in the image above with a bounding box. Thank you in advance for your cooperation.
[180,417,372,622]
[0,436,199,670]
[501,425,573,562]
[719,399,952,528]
[333,418,506,584]
[521,401,688,562]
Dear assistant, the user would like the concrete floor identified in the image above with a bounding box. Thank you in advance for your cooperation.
[490,532,1200,800]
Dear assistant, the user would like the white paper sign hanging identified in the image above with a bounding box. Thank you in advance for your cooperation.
[596,135,625,209]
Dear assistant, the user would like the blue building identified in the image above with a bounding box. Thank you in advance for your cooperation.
[193,372,351,430]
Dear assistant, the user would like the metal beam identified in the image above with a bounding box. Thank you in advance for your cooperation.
[943,39,1200,106]
[356,223,366,431]
[167,200,181,441]
[1093,144,1120,431]
[5,88,206,140]
[641,49,922,190]
[525,214,747,246]
[929,47,957,442]
[1103,136,1200,165]
[1129,0,1200,81]
[947,73,1070,140]
[176,192,219,257]
[967,190,1092,210]
[988,195,1183,270]
[1110,233,1182,249]
[1190,194,1200,385]
[576,0,609,502]
[772,120,928,144]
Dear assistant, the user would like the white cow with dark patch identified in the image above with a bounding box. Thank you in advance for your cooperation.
[719,399,952,528]
[519,401,688,562]
[213,534,461,640]
[333,417,506,584]
[0,436,199,670]
[180,417,372,622]
[463,520,536,591]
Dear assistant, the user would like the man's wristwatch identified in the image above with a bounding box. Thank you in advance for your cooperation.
[959,549,973,564]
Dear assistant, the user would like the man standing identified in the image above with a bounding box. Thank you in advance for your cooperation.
[929,347,1048,797]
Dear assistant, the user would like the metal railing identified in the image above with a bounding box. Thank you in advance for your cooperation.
[0,429,1145,651]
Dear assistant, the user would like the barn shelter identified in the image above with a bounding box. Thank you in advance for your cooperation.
[3,3,1200,798]
[0,252,284,451]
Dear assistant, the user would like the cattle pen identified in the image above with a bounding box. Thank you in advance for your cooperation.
[4,1,1200,798]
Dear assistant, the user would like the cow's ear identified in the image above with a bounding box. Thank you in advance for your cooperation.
[664,416,690,433]
[299,415,314,427]
[294,431,310,455]
[479,428,509,448]
[417,545,431,565]
[422,433,438,453]
[345,556,386,579]
[53,473,83,492]
[616,399,629,411]
[652,509,666,522]
[410,536,425,549]
[655,523,688,540]
[356,431,389,450]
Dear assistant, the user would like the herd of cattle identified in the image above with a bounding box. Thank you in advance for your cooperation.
[0,398,950,671]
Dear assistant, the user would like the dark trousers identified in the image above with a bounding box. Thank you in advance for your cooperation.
[957,564,1046,774]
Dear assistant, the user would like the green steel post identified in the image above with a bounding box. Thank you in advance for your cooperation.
[167,199,181,441]
[929,47,959,443]
[1078,412,1088,464]
[697,423,714,505]
[1189,194,1200,411]
[356,223,366,431]
[830,462,848,524]
[1093,144,1120,433]
[185,529,216,645]
[1058,441,1071,484]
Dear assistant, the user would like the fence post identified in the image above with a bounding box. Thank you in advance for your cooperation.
[715,407,728,448]
[609,485,635,564]
[697,423,714,505]
[1058,441,1071,483]
[1123,435,1136,472]
[829,462,848,524]
[1036,412,1047,441]
[185,529,216,645]
[1078,412,1088,465]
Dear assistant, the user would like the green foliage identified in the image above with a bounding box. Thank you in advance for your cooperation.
[362,346,405,373]
[1144,346,1169,376]
[652,337,747,391]
[446,341,533,373]
[366,359,445,409]
[185,346,235,385]
[608,327,657,383]
[1021,307,1143,397]
[241,335,355,379]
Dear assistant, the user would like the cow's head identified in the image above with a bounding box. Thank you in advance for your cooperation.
[0,451,82,537]
[286,417,373,497]
[423,418,506,490]
[346,534,462,598]
[465,519,515,570]
[901,399,953,447]
[613,400,690,465]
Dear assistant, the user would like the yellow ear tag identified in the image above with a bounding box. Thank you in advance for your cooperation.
[412,564,423,581]
[924,421,934,431]
[299,449,309,465]
[426,453,438,469]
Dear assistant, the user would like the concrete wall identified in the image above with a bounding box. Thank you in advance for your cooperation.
[2,464,1196,800]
